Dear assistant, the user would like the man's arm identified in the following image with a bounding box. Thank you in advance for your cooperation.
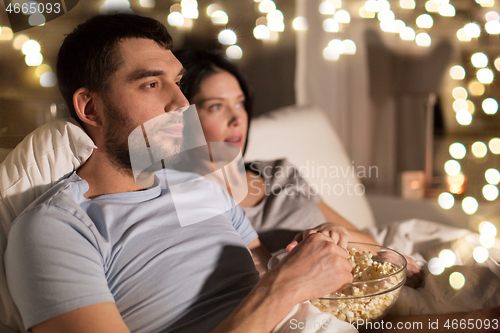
[247,238,271,277]
[31,302,130,333]
[211,232,354,333]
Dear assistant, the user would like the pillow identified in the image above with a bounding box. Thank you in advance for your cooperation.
[0,119,95,332]
[245,105,376,230]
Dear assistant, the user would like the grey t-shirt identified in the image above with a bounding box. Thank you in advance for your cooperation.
[5,169,259,333]
[244,159,326,251]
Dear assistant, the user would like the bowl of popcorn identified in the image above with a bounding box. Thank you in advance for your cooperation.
[268,242,407,327]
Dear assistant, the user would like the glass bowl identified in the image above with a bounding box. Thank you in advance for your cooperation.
[268,242,407,327]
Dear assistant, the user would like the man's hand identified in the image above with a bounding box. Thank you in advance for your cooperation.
[210,232,354,333]
[273,232,353,302]
[404,255,424,288]
[286,222,349,252]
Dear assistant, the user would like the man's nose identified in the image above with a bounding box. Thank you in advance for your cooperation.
[166,86,190,113]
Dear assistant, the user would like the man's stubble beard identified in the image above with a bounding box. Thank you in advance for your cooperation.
[102,97,183,178]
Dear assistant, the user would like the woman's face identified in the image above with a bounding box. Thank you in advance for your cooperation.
[192,70,248,150]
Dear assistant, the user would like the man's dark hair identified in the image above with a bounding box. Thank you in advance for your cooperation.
[174,49,254,155]
[57,14,173,125]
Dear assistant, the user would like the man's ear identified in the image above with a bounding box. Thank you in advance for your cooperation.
[73,88,102,128]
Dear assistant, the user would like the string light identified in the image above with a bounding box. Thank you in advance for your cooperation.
[438,192,455,209]
[472,141,487,158]
[293,16,308,30]
[211,10,228,24]
[456,110,472,125]
[489,138,500,154]
[477,68,494,84]
[400,27,415,40]
[462,196,478,215]
[319,1,336,15]
[416,32,431,46]
[400,0,416,9]
[416,14,433,28]
[485,169,500,184]
[226,45,242,59]
[439,249,456,267]
[449,143,466,159]
[482,98,498,114]
[449,272,465,290]
[471,53,488,68]
[323,19,340,32]
[334,10,351,24]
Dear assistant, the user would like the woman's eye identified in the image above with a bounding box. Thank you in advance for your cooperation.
[237,101,245,108]
[209,104,222,111]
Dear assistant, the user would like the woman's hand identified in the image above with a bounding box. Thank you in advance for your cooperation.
[404,255,424,288]
[286,222,349,252]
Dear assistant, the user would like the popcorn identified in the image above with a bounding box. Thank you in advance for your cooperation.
[310,248,404,326]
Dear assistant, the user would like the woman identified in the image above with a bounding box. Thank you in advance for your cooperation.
[174,48,422,283]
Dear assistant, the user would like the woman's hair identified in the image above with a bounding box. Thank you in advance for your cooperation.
[174,49,254,154]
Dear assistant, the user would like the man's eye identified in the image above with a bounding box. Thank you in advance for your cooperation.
[145,82,158,88]
[237,101,245,108]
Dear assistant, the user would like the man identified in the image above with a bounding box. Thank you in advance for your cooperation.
[4,14,353,333]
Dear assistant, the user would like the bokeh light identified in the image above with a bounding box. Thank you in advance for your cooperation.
[485,11,500,21]
[378,9,395,21]
[471,52,488,68]
[483,184,499,201]
[449,143,466,159]
[477,68,494,84]
[438,3,455,16]
[416,14,433,28]
[40,72,57,87]
[425,0,439,12]
[343,40,356,55]
[35,64,52,78]
[479,221,498,238]
[167,12,184,26]
[489,138,500,154]
[457,28,471,42]
[449,272,465,290]
[468,81,485,96]
[293,16,308,30]
[439,249,456,267]
[211,10,228,24]
[226,45,242,59]
[218,29,237,45]
[464,23,481,38]
[473,246,489,263]
[485,20,500,34]
[485,169,500,185]
[428,257,445,275]
[319,1,336,15]
[207,4,222,16]
[452,87,468,99]
[444,160,461,176]
[416,32,431,46]
[482,98,498,114]
[495,57,500,71]
[259,0,276,13]
[452,99,468,112]
[253,25,270,39]
[334,10,351,23]
[462,197,478,215]
[438,192,455,209]
[323,18,340,32]
[0,27,13,41]
[480,235,496,248]
[22,40,41,55]
[456,110,472,125]
[400,27,415,40]
[450,65,465,80]
[25,53,43,66]
[472,141,487,158]
[400,0,416,9]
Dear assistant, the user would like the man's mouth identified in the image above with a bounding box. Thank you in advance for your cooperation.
[160,124,183,137]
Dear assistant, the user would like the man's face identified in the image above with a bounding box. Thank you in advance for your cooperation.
[99,38,189,173]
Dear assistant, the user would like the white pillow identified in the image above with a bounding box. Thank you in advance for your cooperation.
[0,119,95,332]
[245,105,376,230]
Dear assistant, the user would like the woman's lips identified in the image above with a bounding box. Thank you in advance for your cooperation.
[224,135,243,147]
[160,125,183,137]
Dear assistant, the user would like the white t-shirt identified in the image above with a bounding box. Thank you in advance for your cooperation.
[5,169,259,332]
